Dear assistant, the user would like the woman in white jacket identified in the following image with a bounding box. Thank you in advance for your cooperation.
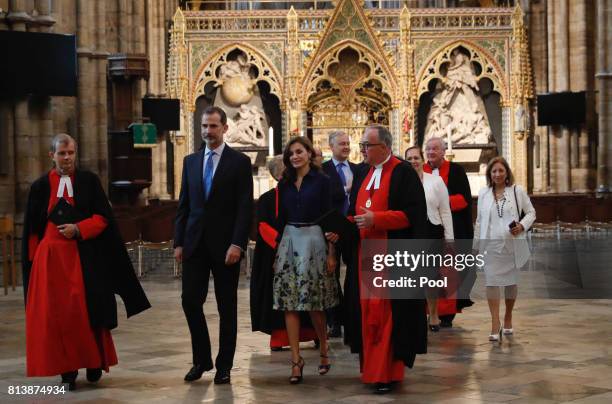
[474,157,535,342]
[405,146,454,332]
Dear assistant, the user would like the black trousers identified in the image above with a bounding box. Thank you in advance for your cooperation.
[181,241,240,371]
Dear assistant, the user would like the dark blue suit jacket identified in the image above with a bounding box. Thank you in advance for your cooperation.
[174,145,253,262]
[321,159,358,215]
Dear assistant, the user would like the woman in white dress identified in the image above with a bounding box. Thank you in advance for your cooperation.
[405,146,454,332]
[474,157,535,342]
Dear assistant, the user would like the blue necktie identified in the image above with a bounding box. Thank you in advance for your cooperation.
[203,151,215,201]
[336,162,349,215]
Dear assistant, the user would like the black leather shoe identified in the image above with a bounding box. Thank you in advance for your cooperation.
[61,370,78,391]
[86,368,102,383]
[214,369,231,385]
[374,382,393,394]
[270,346,283,352]
[328,325,342,338]
[184,364,212,382]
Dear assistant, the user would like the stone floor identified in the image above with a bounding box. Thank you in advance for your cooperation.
[1,269,612,403]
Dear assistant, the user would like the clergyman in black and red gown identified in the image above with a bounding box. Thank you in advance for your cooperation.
[21,134,151,390]
[344,125,428,394]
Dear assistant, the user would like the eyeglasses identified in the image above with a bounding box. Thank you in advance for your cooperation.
[358,142,382,149]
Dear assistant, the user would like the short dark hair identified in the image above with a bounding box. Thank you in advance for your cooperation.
[485,156,515,187]
[202,106,227,125]
[404,145,423,160]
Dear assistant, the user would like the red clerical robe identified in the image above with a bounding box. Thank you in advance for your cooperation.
[356,157,409,384]
[25,170,118,377]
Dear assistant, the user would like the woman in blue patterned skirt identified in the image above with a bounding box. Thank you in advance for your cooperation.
[273,136,339,384]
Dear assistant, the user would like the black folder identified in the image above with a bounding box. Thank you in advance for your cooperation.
[48,198,83,225]
[315,209,353,238]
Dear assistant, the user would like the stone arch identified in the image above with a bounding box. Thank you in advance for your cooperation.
[415,40,509,105]
[190,43,284,109]
[300,40,398,107]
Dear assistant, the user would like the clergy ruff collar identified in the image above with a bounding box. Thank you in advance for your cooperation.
[365,153,392,191]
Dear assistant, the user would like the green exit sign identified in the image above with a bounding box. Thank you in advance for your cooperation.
[129,123,157,148]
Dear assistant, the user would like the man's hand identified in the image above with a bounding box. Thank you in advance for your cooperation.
[57,223,78,239]
[510,223,525,236]
[174,247,183,263]
[225,245,242,266]
[325,232,339,243]
[354,206,375,229]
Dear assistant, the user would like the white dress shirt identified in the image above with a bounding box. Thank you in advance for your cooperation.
[422,172,454,240]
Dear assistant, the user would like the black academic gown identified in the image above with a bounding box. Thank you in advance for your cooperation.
[447,162,475,312]
[343,161,428,367]
[22,169,151,330]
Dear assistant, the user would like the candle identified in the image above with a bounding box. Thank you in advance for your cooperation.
[447,126,453,154]
[268,127,274,157]
[300,129,304,137]
[409,128,414,145]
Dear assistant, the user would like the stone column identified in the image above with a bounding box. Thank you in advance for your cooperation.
[569,0,591,191]
[7,2,35,213]
[596,0,612,194]
[547,0,571,192]
[95,0,109,186]
[35,0,55,174]
[76,0,97,172]
[118,0,131,53]
[529,0,549,192]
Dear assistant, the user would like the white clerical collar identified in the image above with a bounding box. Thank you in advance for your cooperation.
[205,142,225,156]
[365,154,392,191]
[57,175,74,198]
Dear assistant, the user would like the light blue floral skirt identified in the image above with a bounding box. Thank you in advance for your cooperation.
[273,225,339,311]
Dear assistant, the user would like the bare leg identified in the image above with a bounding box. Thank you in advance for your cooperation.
[504,285,517,329]
[308,311,329,367]
[426,287,440,326]
[486,286,501,334]
[285,311,302,377]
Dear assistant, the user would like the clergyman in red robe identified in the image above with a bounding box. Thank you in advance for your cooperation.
[344,125,428,394]
[21,134,151,390]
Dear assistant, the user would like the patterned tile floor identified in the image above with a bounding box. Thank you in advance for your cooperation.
[1,268,612,403]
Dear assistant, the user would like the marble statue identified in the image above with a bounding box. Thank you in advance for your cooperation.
[225,105,267,148]
[217,54,256,107]
[424,49,494,146]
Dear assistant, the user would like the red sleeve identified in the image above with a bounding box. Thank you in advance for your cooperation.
[449,194,468,212]
[28,234,39,261]
[372,211,410,230]
[258,222,278,249]
[77,214,108,240]
[347,216,355,223]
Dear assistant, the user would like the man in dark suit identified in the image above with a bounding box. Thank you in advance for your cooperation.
[174,106,253,385]
[321,130,357,338]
